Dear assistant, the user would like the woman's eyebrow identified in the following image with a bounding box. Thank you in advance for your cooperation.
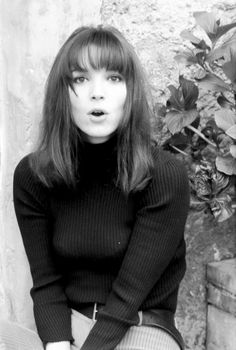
[71,68,88,74]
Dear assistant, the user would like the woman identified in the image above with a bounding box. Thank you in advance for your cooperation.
[7,25,189,349]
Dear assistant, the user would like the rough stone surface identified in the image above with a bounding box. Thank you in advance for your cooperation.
[207,259,236,295]
[0,0,102,329]
[206,259,236,349]
[176,211,236,350]
[207,284,236,317]
[101,0,236,103]
[0,0,236,349]
[207,259,236,350]
[206,305,236,350]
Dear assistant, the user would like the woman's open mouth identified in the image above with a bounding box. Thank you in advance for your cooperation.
[88,109,108,122]
[88,109,108,117]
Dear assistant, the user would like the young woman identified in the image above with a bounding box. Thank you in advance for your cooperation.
[6,25,189,349]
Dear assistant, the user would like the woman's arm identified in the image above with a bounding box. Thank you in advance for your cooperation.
[13,156,73,344]
[81,151,190,350]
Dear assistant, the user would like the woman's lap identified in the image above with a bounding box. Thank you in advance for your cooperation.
[71,309,180,350]
[0,311,181,350]
[116,325,180,350]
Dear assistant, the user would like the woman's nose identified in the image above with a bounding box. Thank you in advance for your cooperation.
[90,80,105,100]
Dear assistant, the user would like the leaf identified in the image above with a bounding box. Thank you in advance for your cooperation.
[193,173,212,198]
[207,47,225,62]
[217,133,234,151]
[194,11,236,45]
[166,133,189,146]
[222,47,236,87]
[179,76,199,110]
[180,29,202,44]
[215,23,236,43]
[207,31,236,62]
[194,68,207,80]
[197,73,231,92]
[163,133,189,153]
[195,51,206,66]
[165,109,198,134]
[210,194,235,222]
[230,144,236,158]
[201,125,215,138]
[194,12,218,34]
[167,85,184,110]
[201,119,220,145]
[216,154,236,175]
[217,94,235,109]
[211,171,230,195]
[193,40,211,51]
[193,12,218,39]
[226,125,236,139]
[154,103,166,117]
[184,117,201,137]
[221,31,236,60]
[180,30,211,50]
[191,115,200,129]
[174,51,199,66]
[215,109,236,131]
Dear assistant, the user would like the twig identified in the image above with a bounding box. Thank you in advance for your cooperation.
[170,145,189,156]
[186,124,217,148]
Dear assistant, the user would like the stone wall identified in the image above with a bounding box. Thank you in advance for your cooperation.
[0,0,235,349]
[206,259,236,349]
[0,0,103,329]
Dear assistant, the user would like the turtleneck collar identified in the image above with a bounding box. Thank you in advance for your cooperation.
[79,134,118,184]
[82,134,118,157]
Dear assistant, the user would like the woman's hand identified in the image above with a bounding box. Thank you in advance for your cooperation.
[45,341,71,350]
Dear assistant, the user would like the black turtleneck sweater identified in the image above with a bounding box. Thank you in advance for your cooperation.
[13,137,189,350]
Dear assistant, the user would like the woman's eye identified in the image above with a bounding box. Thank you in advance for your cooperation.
[73,76,87,84]
[108,75,123,82]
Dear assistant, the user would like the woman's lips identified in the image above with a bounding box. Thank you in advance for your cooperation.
[88,112,108,122]
[88,109,108,117]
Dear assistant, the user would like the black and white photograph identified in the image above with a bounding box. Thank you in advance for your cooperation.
[0,1,236,349]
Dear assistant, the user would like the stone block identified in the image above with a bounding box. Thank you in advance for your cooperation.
[206,258,236,350]
[206,305,236,350]
[207,258,236,295]
[207,284,236,317]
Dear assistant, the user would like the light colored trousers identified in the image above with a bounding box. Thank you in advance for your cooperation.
[0,309,181,350]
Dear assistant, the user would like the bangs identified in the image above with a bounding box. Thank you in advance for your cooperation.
[64,29,132,79]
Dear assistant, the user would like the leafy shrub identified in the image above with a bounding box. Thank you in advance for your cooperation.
[159,11,236,222]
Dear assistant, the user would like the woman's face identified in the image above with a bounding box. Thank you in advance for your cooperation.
[69,67,127,144]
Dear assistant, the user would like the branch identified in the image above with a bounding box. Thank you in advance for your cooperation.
[186,124,217,147]
[170,145,189,156]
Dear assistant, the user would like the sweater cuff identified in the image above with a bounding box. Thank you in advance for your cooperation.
[80,311,137,350]
[34,303,73,344]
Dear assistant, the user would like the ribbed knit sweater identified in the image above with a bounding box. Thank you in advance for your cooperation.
[13,137,190,350]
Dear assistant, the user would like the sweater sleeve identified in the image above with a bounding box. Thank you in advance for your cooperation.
[81,151,190,350]
[13,156,73,344]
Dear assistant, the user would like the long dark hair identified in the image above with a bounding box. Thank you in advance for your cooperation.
[30,25,154,194]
